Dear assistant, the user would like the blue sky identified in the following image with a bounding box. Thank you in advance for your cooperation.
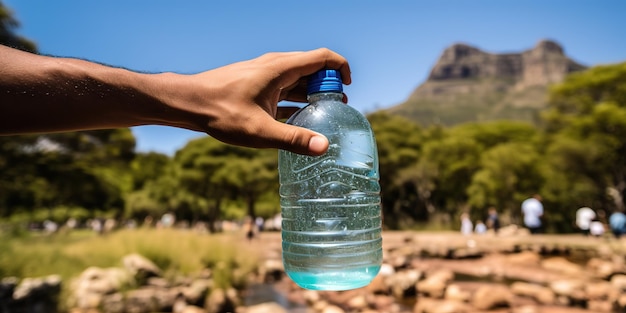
[5,0,626,155]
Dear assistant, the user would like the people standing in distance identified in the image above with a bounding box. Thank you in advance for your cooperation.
[575,206,596,236]
[521,194,544,234]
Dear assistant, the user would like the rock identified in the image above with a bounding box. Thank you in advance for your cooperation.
[301,289,320,304]
[587,300,613,312]
[611,274,626,291]
[180,305,206,313]
[322,305,345,313]
[417,269,454,298]
[540,257,583,276]
[587,257,625,279]
[101,292,125,313]
[125,288,159,313]
[346,294,368,310]
[512,305,540,313]
[244,302,287,313]
[372,295,395,311]
[182,279,212,305]
[5,275,62,313]
[584,281,614,300]
[549,279,586,306]
[0,277,18,299]
[123,253,162,281]
[379,263,396,276]
[205,288,238,313]
[414,298,471,313]
[510,282,555,304]
[12,274,61,300]
[506,251,540,265]
[386,269,420,298]
[444,284,471,302]
[258,259,283,283]
[471,285,512,310]
[70,266,132,309]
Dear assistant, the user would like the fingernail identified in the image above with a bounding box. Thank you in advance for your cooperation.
[308,135,328,154]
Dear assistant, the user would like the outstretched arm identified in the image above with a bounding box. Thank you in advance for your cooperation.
[0,45,351,155]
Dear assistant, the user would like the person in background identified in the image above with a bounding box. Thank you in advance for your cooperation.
[474,220,487,234]
[460,213,473,236]
[589,217,605,238]
[609,209,626,238]
[575,206,596,236]
[521,194,544,234]
[486,206,501,234]
[0,45,351,157]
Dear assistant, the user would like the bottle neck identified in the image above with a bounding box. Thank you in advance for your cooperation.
[307,91,343,103]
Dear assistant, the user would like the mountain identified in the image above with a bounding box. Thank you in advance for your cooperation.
[385,40,587,126]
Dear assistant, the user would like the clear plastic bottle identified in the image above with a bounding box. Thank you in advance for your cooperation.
[278,69,382,290]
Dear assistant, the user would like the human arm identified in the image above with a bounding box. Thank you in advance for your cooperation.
[0,45,351,155]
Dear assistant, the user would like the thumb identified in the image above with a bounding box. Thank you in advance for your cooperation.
[266,121,328,156]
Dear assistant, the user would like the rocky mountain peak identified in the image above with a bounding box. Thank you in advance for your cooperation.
[386,40,588,126]
[427,39,582,84]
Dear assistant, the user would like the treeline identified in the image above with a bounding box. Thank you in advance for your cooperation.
[1,62,625,233]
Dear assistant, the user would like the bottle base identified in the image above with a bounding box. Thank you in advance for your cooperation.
[286,266,380,291]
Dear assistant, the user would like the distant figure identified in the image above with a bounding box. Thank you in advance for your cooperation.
[521,194,544,234]
[255,216,265,232]
[575,207,596,236]
[475,221,487,234]
[460,213,473,235]
[486,207,501,234]
[161,212,176,228]
[589,218,605,237]
[244,219,256,241]
[609,210,626,238]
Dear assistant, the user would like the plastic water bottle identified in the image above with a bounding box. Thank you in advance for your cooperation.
[278,69,382,290]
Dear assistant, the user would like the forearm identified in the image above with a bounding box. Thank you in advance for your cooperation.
[0,45,197,134]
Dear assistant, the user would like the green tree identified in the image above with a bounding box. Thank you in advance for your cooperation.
[543,62,626,220]
[368,112,423,228]
[0,1,36,52]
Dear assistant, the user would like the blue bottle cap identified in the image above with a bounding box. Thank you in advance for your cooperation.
[307,69,343,95]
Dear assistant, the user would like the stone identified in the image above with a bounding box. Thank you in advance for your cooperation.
[506,251,540,265]
[12,274,62,300]
[587,300,613,312]
[180,305,206,313]
[123,253,162,281]
[70,266,132,309]
[444,284,471,302]
[386,269,420,298]
[101,293,125,313]
[584,281,614,300]
[125,288,159,313]
[346,294,368,310]
[417,269,454,299]
[205,288,238,313]
[258,259,283,283]
[471,285,512,310]
[510,282,555,304]
[414,298,471,313]
[611,274,626,291]
[322,305,345,313]
[182,279,212,305]
[587,257,624,279]
[244,302,287,313]
[0,277,18,299]
[540,257,583,276]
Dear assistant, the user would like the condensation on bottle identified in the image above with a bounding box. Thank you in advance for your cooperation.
[278,69,382,291]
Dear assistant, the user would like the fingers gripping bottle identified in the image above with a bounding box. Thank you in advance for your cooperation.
[278,69,382,290]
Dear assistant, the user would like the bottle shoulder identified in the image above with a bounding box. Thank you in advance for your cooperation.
[288,99,371,130]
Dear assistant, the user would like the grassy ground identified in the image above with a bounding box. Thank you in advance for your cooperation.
[0,227,261,288]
